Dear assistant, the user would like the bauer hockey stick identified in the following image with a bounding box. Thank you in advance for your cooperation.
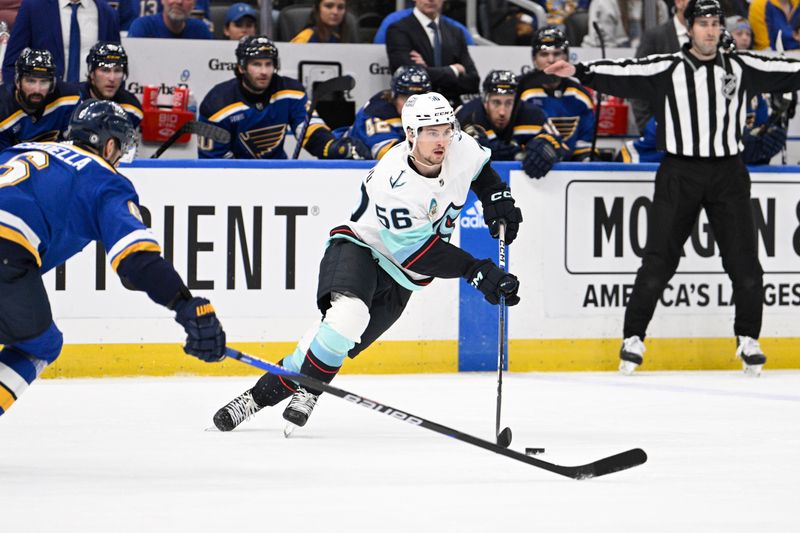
[224,348,647,480]
[291,75,356,160]
[151,120,231,159]
[495,222,513,448]
[589,21,606,162]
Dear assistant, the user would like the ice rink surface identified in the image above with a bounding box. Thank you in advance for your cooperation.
[2,370,799,533]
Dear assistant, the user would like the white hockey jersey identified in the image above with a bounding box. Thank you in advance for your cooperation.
[329,131,491,291]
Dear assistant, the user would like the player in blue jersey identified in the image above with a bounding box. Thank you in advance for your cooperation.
[344,65,432,160]
[81,43,143,130]
[0,49,81,151]
[517,27,597,161]
[212,92,523,435]
[198,35,368,160]
[457,70,566,179]
[0,100,227,416]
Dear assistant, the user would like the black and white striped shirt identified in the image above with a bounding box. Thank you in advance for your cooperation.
[575,44,800,158]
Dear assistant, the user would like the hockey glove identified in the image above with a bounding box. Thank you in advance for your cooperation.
[742,125,787,164]
[481,187,523,245]
[174,297,226,362]
[522,136,561,179]
[324,137,371,160]
[467,259,520,306]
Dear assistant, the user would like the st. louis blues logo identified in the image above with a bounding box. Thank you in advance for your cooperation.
[431,202,463,240]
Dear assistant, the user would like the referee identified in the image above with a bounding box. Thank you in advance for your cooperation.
[544,0,800,377]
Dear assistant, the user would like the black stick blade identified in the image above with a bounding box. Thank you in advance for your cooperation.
[565,448,648,480]
[497,427,512,448]
[184,120,231,143]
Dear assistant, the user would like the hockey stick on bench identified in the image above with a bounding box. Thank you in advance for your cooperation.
[224,347,647,480]
[151,120,231,159]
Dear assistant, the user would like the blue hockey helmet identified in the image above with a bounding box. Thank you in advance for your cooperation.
[66,99,136,158]
[482,70,518,97]
[86,42,129,78]
[532,26,569,56]
[391,65,432,98]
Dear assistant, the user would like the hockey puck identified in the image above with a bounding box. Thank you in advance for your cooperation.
[525,447,545,455]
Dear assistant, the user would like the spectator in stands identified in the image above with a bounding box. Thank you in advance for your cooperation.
[343,65,431,160]
[1,0,120,84]
[458,70,566,179]
[224,3,258,40]
[0,0,21,32]
[112,0,211,32]
[198,35,368,160]
[631,0,690,131]
[0,49,80,150]
[385,0,480,107]
[127,0,212,39]
[291,0,355,43]
[373,6,475,44]
[748,0,799,50]
[582,0,669,48]
[80,42,143,130]
[518,26,595,161]
[726,14,753,48]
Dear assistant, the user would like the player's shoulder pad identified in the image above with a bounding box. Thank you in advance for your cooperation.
[114,88,143,109]
[269,75,307,104]
[0,83,20,125]
[454,97,483,122]
[200,78,245,119]
[515,100,547,124]
[363,92,399,120]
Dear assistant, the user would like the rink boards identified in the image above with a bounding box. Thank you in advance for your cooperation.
[35,160,800,377]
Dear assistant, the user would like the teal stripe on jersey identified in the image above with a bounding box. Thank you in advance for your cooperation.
[379,222,434,263]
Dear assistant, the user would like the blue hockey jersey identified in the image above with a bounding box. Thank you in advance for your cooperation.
[518,72,595,160]
[79,82,143,128]
[0,142,160,273]
[344,90,404,160]
[198,76,331,159]
[0,82,81,151]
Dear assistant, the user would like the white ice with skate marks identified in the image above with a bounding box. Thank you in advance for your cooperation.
[2,371,799,532]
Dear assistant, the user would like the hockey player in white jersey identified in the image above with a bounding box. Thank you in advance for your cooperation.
[213,92,523,434]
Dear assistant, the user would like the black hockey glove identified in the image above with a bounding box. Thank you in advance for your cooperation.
[466,259,520,306]
[522,136,562,179]
[481,187,522,245]
[742,125,787,164]
[174,297,226,362]
[323,137,371,160]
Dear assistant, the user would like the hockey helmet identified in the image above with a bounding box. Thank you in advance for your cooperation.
[685,0,724,28]
[15,48,56,86]
[235,35,280,70]
[401,92,456,143]
[391,65,432,98]
[532,26,569,56]
[719,28,736,52]
[66,99,136,158]
[86,42,129,78]
[482,70,518,97]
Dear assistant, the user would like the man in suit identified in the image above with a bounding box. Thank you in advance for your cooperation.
[631,0,690,131]
[1,0,120,84]
[385,0,480,107]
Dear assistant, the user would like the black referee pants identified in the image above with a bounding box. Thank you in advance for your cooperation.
[623,154,764,340]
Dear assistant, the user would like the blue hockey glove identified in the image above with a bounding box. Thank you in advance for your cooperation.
[467,259,520,306]
[324,137,371,159]
[174,297,226,362]
[481,187,522,245]
[522,136,562,179]
[742,125,787,164]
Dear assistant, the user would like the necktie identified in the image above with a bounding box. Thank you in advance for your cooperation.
[428,21,442,67]
[66,2,81,82]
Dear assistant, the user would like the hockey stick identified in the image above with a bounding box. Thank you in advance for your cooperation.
[150,120,231,159]
[495,222,512,448]
[589,21,606,162]
[291,75,356,160]
[224,348,647,480]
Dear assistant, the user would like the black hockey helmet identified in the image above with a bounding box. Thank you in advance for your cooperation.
[685,0,724,28]
[15,48,56,85]
[86,42,129,78]
[532,26,569,55]
[235,35,280,70]
[482,70,518,97]
[390,65,432,97]
[66,99,136,158]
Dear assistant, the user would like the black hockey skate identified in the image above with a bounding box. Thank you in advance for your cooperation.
[213,389,263,431]
[282,388,318,438]
[736,336,766,377]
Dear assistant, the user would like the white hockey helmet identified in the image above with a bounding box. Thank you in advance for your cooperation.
[401,91,456,143]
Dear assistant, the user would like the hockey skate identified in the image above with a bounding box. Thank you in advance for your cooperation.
[619,336,645,375]
[282,388,318,438]
[736,336,766,377]
[213,389,263,431]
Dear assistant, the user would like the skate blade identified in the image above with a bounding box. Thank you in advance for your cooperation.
[743,363,763,377]
[283,422,299,438]
[619,360,639,376]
